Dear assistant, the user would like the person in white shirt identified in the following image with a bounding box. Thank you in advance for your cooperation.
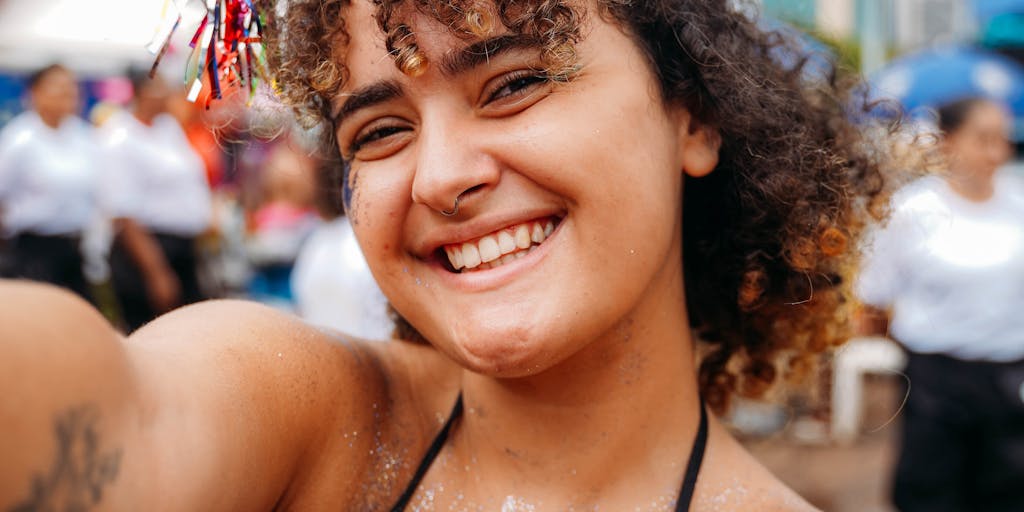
[99,71,212,331]
[0,64,99,302]
[858,98,1024,512]
[290,159,391,338]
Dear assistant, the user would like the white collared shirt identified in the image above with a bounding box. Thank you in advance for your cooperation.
[98,111,211,237]
[0,111,100,237]
[857,172,1024,362]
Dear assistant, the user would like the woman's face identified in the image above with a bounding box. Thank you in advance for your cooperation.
[944,101,1012,182]
[135,75,172,116]
[30,68,79,123]
[334,1,719,376]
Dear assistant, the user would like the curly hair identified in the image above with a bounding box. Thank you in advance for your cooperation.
[260,0,903,413]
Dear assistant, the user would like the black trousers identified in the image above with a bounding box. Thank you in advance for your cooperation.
[893,351,1024,512]
[109,232,204,332]
[1,233,93,303]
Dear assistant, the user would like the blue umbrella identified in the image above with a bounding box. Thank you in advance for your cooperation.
[973,0,1024,48]
[869,45,1024,139]
[974,0,1024,23]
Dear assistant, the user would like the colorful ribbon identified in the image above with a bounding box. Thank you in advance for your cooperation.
[148,0,269,107]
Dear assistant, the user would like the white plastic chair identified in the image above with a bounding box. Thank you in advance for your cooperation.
[831,336,906,444]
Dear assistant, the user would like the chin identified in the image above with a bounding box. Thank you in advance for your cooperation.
[447,326,559,378]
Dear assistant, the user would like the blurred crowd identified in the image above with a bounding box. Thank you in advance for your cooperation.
[0,63,390,339]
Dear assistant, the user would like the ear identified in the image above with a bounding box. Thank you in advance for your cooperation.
[675,109,721,178]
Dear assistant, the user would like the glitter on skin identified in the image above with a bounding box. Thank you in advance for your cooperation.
[361,440,409,507]
[501,496,537,512]
[407,483,688,511]
[702,479,751,511]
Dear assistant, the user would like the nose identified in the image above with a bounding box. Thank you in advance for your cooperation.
[410,113,501,216]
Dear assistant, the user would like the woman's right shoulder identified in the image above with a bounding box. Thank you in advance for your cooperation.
[0,284,459,509]
[130,299,423,411]
[135,298,458,398]
[131,299,461,507]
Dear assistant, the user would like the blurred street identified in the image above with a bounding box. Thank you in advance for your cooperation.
[746,375,902,512]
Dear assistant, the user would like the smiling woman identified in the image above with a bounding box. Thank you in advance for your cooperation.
[274,0,895,405]
[0,1,903,511]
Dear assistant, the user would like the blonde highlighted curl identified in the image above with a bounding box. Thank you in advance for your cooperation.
[259,0,911,413]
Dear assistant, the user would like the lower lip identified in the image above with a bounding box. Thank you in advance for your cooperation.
[430,222,562,292]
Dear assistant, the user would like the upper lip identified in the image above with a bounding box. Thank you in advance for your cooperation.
[412,208,565,258]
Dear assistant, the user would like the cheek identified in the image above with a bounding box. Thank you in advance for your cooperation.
[344,166,379,228]
[991,140,1012,162]
[347,164,413,263]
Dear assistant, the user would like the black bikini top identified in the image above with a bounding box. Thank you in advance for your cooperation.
[390,394,709,512]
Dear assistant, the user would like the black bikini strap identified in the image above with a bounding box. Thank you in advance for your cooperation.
[390,393,464,512]
[676,398,709,512]
[391,393,705,512]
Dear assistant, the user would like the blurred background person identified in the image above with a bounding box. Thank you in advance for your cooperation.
[857,97,1024,512]
[0,63,98,303]
[291,159,391,339]
[166,86,227,190]
[98,70,212,332]
[243,136,319,308]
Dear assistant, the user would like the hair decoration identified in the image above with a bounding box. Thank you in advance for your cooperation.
[148,0,269,107]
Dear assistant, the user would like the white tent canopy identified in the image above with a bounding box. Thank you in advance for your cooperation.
[0,0,206,76]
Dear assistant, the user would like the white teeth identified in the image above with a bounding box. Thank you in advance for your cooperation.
[445,247,461,270]
[453,246,464,269]
[498,231,516,253]
[478,235,501,263]
[444,218,558,272]
[515,225,532,249]
[461,243,481,269]
[531,223,545,244]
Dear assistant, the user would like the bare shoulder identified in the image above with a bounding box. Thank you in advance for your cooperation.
[0,279,113,333]
[129,299,389,424]
[694,418,821,512]
[133,298,460,414]
[0,282,462,510]
[140,300,462,508]
[129,298,416,435]
[278,334,462,509]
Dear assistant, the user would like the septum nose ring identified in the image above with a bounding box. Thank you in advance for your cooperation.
[440,195,461,217]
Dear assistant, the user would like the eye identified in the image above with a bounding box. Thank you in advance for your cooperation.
[484,70,552,105]
[345,121,412,160]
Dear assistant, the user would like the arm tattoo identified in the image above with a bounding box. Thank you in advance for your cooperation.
[7,405,123,512]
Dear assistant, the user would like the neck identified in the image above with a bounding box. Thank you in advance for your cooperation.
[134,109,158,126]
[450,250,703,504]
[947,173,995,202]
[37,111,63,129]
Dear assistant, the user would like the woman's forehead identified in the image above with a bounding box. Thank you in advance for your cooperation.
[339,0,593,72]
[334,0,562,107]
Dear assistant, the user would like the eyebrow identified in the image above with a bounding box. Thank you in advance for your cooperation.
[331,34,543,123]
[333,80,403,123]
[438,33,543,77]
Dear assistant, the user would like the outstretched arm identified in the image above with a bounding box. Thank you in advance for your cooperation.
[0,280,372,511]
[1,281,139,510]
